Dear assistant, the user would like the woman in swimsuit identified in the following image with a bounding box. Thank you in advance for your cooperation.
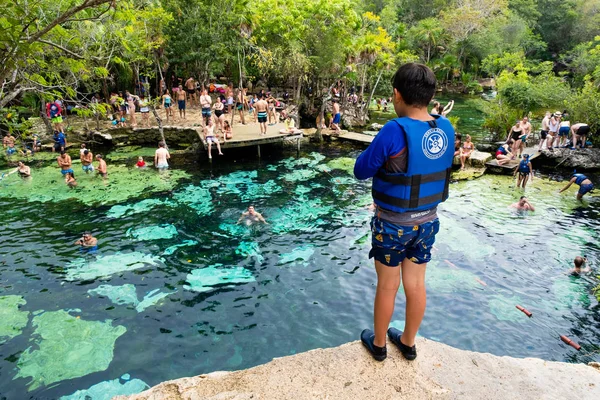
[431,101,442,115]
[213,100,225,133]
[139,95,150,127]
[506,121,522,158]
[204,118,223,159]
[460,134,474,170]
[126,91,137,127]
[162,90,174,123]
[496,140,514,165]
[267,96,276,124]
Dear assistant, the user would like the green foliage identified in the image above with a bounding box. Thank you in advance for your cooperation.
[566,78,600,137]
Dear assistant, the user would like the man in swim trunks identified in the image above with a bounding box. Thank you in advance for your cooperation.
[237,205,267,225]
[57,151,74,177]
[331,99,341,133]
[518,117,531,157]
[538,111,551,151]
[254,94,269,135]
[177,85,187,120]
[559,173,594,200]
[81,149,94,173]
[510,196,535,211]
[154,141,170,169]
[570,123,590,149]
[74,231,98,248]
[96,154,108,178]
[200,89,212,126]
[185,77,197,107]
[236,89,246,125]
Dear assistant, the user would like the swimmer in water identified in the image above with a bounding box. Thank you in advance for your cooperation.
[237,205,268,225]
[6,161,31,178]
[65,172,77,188]
[510,196,535,211]
[569,256,591,276]
[74,231,98,248]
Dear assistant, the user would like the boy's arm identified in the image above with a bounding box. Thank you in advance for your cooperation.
[166,150,170,160]
[559,179,574,193]
[354,123,399,180]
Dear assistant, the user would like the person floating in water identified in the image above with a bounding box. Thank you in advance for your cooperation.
[559,173,594,200]
[354,63,455,362]
[569,256,591,276]
[74,231,98,252]
[514,153,533,189]
[65,172,77,188]
[237,205,268,225]
[5,161,31,179]
[510,196,535,211]
[155,141,170,169]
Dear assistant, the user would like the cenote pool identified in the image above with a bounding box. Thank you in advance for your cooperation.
[0,144,599,399]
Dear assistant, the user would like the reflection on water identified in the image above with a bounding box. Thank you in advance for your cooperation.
[0,148,598,398]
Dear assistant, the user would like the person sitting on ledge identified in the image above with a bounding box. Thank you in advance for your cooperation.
[459,134,474,170]
[453,133,462,157]
[495,141,513,165]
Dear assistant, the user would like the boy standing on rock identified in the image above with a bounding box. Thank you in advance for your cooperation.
[354,63,455,362]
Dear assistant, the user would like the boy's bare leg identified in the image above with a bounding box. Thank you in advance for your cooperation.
[373,260,401,347]
[400,258,427,347]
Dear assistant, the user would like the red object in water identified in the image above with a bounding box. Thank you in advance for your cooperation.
[475,278,487,286]
[560,335,581,351]
[515,305,533,317]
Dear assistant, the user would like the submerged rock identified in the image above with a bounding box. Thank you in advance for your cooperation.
[184,264,255,293]
[278,246,315,266]
[15,310,126,391]
[88,284,172,312]
[127,224,178,241]
[162,240,198,256]
[60,373,149,400]
[65,252,164,281]
[0,295,30,344]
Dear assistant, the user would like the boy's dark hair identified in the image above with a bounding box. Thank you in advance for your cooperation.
[391,63,436,107]
[520,196,526,200]
[97,154,103,159]
[159,141,165,148]
[455,132,462,141]
[574,256,584,268]
[60,150,66,155]
[84,149,89,155]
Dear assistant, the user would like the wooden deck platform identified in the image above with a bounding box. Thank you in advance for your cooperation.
[322,130,374,145]
[485,146,540,173]
[196,122,303,153]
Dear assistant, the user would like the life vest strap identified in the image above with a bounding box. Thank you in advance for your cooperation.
[373,189,446,209]
[375,169,450,185]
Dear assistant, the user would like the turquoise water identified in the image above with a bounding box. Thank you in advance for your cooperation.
[370,94,488,141]
[0,146,599,398]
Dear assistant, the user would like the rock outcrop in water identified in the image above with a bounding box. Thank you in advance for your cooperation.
[536,147,600,170]
[117,339,600,400]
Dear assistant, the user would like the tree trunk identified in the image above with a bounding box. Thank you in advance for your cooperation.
[151,106,167,149]
[363,69,383,124]
[40,99,53,134]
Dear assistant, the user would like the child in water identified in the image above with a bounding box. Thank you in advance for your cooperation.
[136,156,146,168]
[65,172,77,188]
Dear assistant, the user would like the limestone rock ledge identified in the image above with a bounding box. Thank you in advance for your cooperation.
[116,339,599,400]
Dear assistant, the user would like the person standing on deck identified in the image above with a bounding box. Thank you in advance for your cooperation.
[236,89,246,125]
[538,111,551,151]
[546,112,561,149]
[177,85,187,120]
[185,77,197,107]
[200,89,212,126]
[331,99,341,133]
[254,94,269,135]
[354,63,455,362]
[519,117,532,158]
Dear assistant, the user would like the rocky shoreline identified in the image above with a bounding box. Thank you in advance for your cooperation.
[116,339,600,400]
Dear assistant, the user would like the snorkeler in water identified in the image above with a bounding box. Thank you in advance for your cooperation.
[237,205,268,225]
[74,231,98,248]
[569,256,591,276]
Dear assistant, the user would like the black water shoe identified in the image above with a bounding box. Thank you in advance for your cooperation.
[387,327,417,361]
[360,329,387,361]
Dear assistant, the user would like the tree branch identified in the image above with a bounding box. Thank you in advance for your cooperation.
[26,0,113,44]
[38,39,85,59]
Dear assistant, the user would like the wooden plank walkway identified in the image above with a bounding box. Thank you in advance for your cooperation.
[485,146,540,173]
[322,130,374,145]
[195,122,301,150]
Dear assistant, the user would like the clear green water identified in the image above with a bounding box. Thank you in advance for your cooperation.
[370,94,489,142]
[0,146,599,398]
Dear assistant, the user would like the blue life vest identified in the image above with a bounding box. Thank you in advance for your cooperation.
[57,132,66,145]
[518,159,530,174]
[372,116,455,213]
[497,146,507,155]
[573,173,587,185]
